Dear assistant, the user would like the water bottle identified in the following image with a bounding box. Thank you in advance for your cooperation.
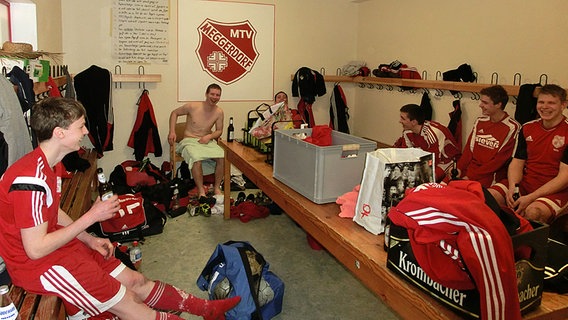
[129,241,142,270]
[0,285,21,320]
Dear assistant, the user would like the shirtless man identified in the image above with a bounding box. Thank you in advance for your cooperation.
[168,84,224,197]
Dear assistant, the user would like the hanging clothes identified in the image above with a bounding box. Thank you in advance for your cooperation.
[0,77,33,166]
[515,83,540,125]
[420,91,433,121]
[329,83,350,133]
[128,90,162,161]
[74,65,114,157]
[46,76,62,97]
[7,66,35,113]
[448,99,463,150]
[291,67,326,104]
[296,98,316,128]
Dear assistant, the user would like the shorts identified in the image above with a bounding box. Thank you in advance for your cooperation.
[490,179,568,222]
[31,239,126,319]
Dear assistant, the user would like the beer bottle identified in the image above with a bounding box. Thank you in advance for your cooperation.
[227,117,235,142]
[97,168,113,201]
[512,183,520,201]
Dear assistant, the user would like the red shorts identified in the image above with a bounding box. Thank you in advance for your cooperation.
[17,239,126,319]
[490,179,568,222]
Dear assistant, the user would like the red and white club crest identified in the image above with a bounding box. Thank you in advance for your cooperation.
[552,135,565,149]
[195,19,259,85]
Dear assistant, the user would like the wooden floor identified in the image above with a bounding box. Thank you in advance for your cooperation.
[220,139,568,320]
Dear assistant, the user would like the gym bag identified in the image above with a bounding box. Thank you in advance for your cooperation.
[197,241,285,320]
[88,193,167,242]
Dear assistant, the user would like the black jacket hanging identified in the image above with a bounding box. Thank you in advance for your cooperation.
[74,65,114,157]
[291,67,326,104]
[420,91,433,121]
[515,83,540,125]
[329,84,350,133]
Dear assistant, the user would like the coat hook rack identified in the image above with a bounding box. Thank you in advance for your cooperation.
[114,65,122,89]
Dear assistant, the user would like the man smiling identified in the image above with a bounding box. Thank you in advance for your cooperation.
[489,84,568,223]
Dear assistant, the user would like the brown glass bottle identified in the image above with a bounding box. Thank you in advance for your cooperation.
[97,168,113,201]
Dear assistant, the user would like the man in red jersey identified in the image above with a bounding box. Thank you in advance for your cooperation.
[489,84,568,223]
[394,103,461,182]
[0,97,239,320]
[454,85,521,187]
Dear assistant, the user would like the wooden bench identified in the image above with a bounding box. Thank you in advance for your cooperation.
[10,149,98,319]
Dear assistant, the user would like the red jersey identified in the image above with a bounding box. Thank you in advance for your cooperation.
[394,120,461,181]
[0,147,124,318]
[457,113,520,187]
[389,181,521,320]
[514,117,568,192]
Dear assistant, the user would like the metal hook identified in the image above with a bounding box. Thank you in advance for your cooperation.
[513,73,522,86]
[422,70,428,81]
[386,85,393,91]
[435,89,444,97]
[358,82,366,88]
[367,83,374,89]
[539,74,548,85]
[114,65,122,89]
[491,72,499,85]
[422,87,430,95]
[473,72,478,83]
[138,65,146,90]
[376,83,383,90]
[453,91,463,99]
[336,68,342,76]
[471,92,480,100]
[320,67,326,76]
[435,71,442,80]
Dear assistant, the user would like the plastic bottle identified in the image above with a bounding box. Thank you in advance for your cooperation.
[97,168,113,201]
[129,241,142,270]
[171,184,180,210]
[227,117,235,142]
[0,285,21,320]
[512,183,520,201]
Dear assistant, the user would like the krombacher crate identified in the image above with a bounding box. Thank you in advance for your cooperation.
[386,221,548,319]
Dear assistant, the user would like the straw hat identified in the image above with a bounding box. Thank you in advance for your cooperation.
[0,41,46,59]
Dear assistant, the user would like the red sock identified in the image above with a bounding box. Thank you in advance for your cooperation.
[144,281,241,320]
[155,311,184,320]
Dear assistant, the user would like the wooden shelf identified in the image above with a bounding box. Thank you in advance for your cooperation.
[292,74,521,96]
[33,76,67,95]
[111,74,161,83]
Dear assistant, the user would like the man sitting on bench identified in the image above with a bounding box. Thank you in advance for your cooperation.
[168,83,225,197]
[0,97,239,320]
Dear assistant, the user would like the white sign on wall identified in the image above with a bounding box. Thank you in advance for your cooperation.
[178,0,274,101]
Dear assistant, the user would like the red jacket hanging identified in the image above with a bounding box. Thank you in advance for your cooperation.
[128,90,162,161]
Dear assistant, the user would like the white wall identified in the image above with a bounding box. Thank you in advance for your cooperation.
[352,0,568,146]
[44,0,568,172]
[59,0,358,173]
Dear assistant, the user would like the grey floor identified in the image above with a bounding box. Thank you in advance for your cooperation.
[139,199,400,320]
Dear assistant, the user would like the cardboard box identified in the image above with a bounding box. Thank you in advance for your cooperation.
[386,221,548,319]
[273,129,377,204]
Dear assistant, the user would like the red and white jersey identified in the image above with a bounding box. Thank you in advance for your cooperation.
[514,117,568,192]
[457,113,520,187]
[0,147,63,275]
[394,120,461,180]
[0,147,124,318]
[388,181,521,320]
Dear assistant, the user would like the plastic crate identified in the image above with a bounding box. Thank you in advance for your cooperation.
[273,129,377,204]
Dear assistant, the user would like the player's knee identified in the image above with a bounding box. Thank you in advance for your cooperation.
[524,205,553,223]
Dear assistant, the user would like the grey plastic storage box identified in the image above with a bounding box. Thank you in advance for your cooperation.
[273,129,377,204]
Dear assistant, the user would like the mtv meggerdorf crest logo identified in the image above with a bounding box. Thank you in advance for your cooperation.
[196,19,259,85]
